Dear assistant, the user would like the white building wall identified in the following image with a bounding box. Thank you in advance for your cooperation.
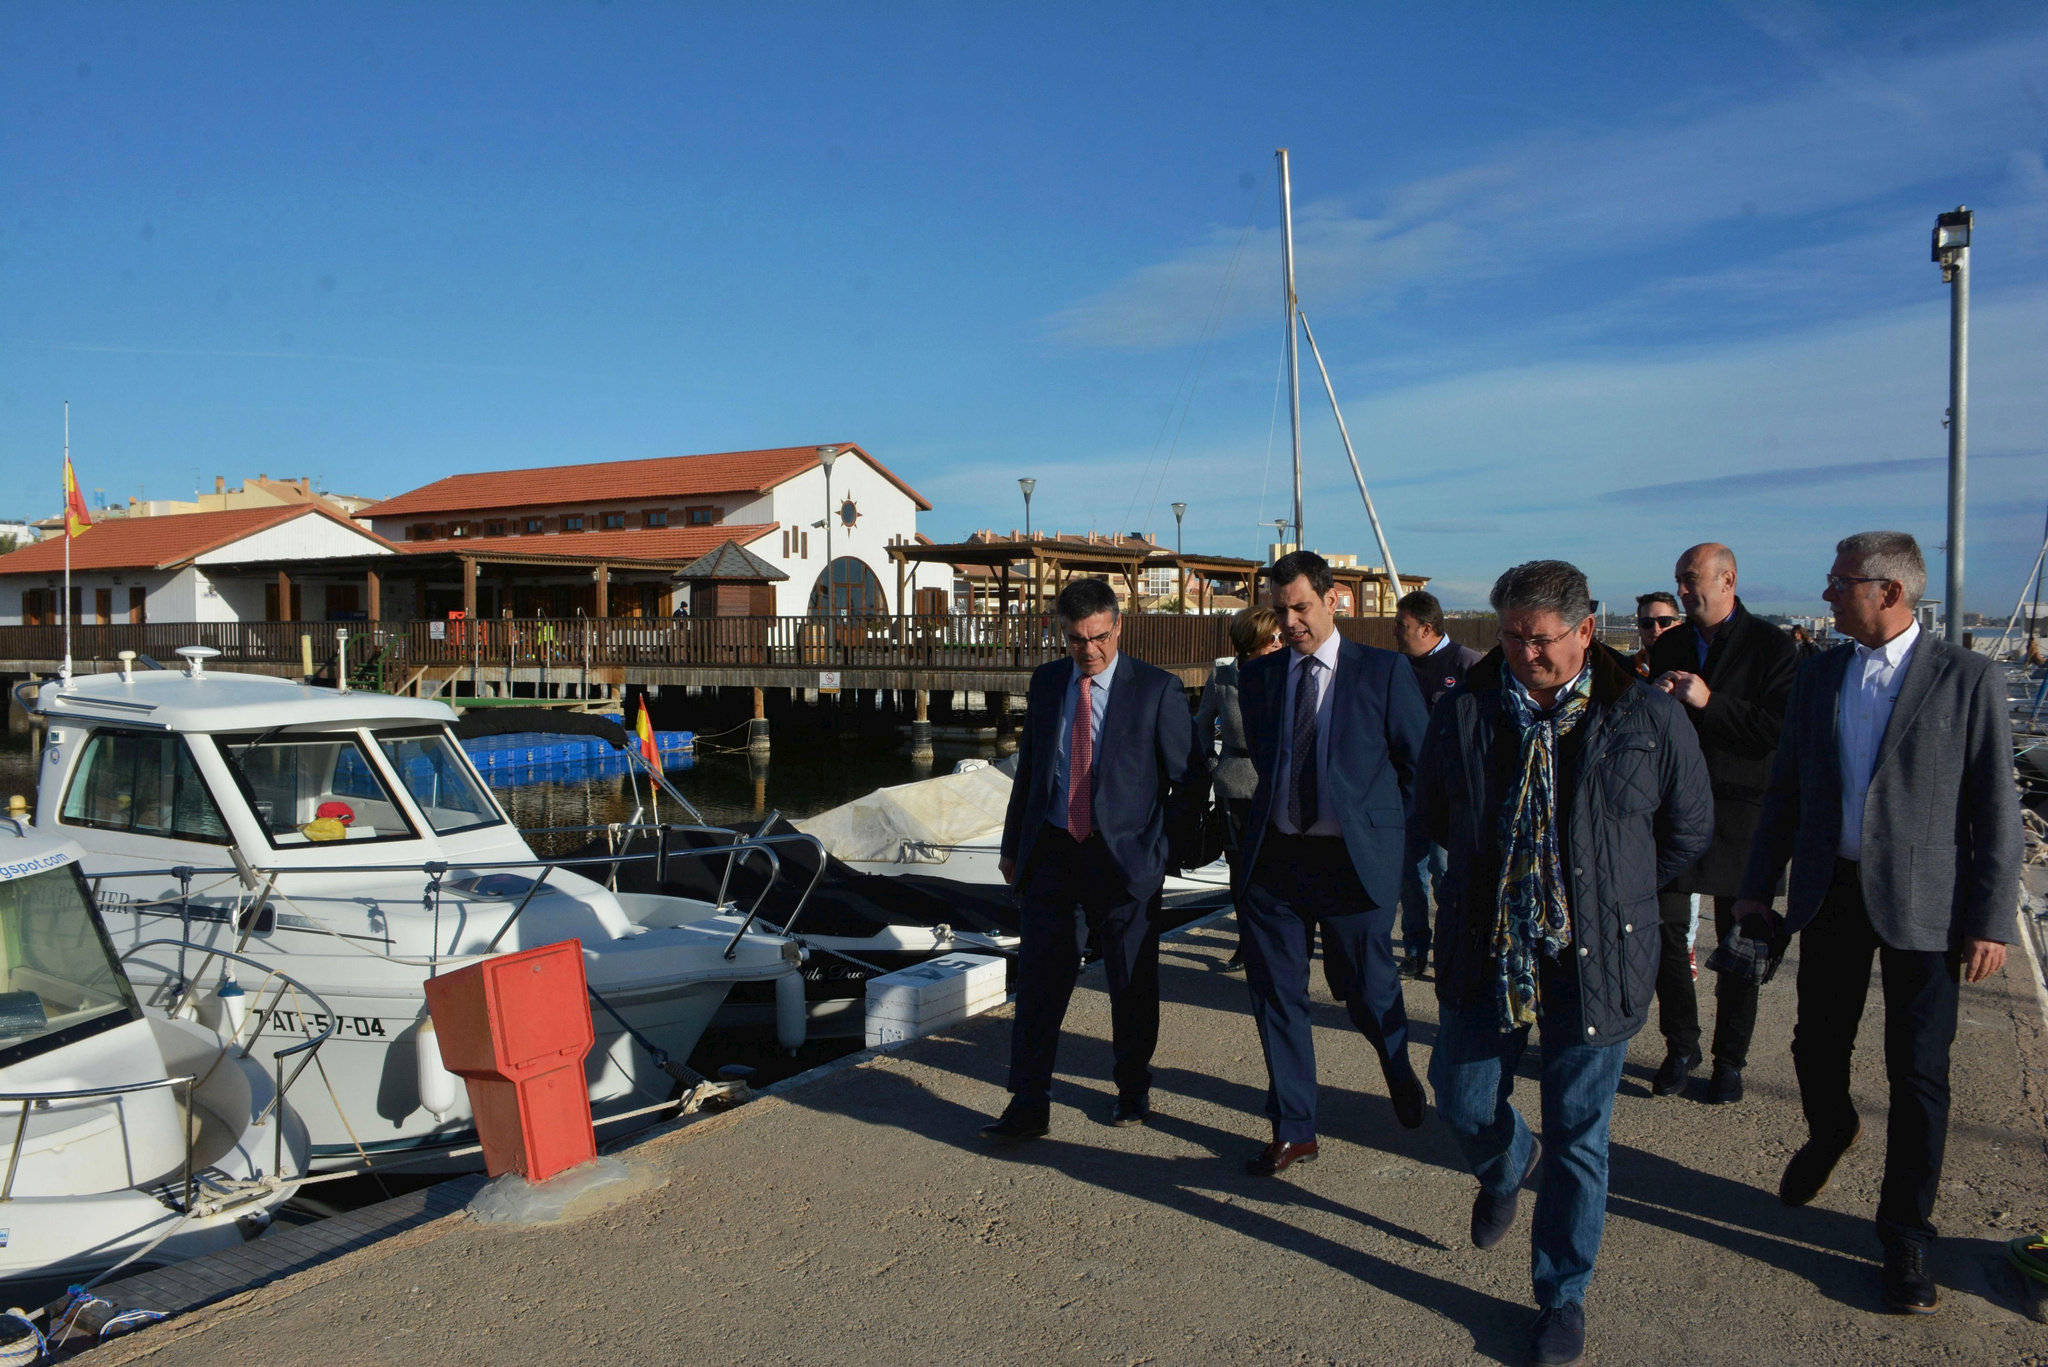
[191,513,391,566]
[749,459,936,616]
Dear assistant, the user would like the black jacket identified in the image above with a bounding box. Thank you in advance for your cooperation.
[1408,638,1486,710]
[1645,599,1799,896]
[1415,644,1713,1046]
[1001,653,1196,900]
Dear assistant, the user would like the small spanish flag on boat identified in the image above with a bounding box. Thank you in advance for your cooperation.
[635,695,662,776]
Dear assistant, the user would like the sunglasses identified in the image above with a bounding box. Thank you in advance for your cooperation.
[1636,616,1682,631]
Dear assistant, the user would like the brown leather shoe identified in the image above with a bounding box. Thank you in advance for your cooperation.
[1245,1139,1319,1176]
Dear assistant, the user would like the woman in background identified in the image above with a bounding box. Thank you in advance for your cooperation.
[1193,605,1282,971]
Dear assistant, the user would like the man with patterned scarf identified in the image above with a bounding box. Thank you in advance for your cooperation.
[1416,560,1711,1367]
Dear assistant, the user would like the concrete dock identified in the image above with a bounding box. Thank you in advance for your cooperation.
[78,914,2048,1366]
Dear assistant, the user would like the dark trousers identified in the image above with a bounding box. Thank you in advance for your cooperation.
[1792,859,1960,1249]
[1008,824,1161,1108]
[1654,891,1759,1068]
[1239,830,1413,1144]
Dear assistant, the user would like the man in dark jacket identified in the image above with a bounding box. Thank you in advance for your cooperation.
[1394,589,1484,979]
[1416,560,1711,1367]
[1735,531,2020,1313]
[1234,552,1430,1176]
[1644,543,1799,1104]
[981,576,1195,1141]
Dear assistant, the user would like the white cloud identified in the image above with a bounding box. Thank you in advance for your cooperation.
[1047,20,2048,351]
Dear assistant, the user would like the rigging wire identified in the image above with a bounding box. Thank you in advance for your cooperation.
[1253,330,1286,560]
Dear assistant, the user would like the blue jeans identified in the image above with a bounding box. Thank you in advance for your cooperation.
[1400,843,1446,959]
[1429,1002,1629,1308]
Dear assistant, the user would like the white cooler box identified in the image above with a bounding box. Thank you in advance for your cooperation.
[865,954,1007,1047]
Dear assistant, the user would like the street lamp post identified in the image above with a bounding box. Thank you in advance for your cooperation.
[1018,478,1036,615]
[1933,207,1972,643]
[1171,502,1188,614]
[817,445,841,616]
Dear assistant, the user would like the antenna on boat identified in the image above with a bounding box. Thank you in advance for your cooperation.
[1278,148,1302,552]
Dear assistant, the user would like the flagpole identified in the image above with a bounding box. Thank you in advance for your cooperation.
[61,402,72,683]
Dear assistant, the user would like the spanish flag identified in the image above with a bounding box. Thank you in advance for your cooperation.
[62,453,92,538]
[634,696,662,776]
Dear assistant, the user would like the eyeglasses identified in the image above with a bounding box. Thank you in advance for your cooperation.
[1500,630,1575,652]
[1064,627,1115,650]
[1636,616,1681,631]
[1825,574,1892,594]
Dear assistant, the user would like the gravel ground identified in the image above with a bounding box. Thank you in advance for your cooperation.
[81,910,2048,1367]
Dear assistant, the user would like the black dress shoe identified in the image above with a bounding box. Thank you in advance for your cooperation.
[1388,1072,1427,1129]
[1472,1137,1542,1250]
[979,1101,1049,1143]
[1704,1061,1744,1104]
[1882,1240,1939,1313]
[1651,1048,1699,1097]
[1108,1096,1149,1127]
[1528,1301,1585,1367]
[1400,954,1428,981]
[1245,1139,1318,1175]
[1779,1121,1860,1206]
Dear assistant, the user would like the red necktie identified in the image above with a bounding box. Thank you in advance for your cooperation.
[1068,673,1094,842]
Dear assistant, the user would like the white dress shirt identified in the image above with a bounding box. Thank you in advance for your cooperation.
[1052,651,1119,829]
[1271,630,1341,836]
[1836,619,1919,861]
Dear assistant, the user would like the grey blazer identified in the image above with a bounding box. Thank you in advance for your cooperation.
[1740,632,2022,950]
[1193,660,1257,802]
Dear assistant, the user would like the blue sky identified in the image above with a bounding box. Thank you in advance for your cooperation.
[4,1,2045,613]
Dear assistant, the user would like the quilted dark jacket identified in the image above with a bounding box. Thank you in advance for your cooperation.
[1414,643,1713,1047]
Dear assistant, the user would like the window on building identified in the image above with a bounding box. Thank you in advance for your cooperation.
[409,524,435,541]
[523,518,544,534]
[601,512,626,530]
[563,515,583,532]
[129,587,146,624]
[449,523,469,539]
[484,520,507,537]
[801,531,809,559]
[94,588,112,625]
[644,510,668,529]
[780,530,790,556]
[808,557,888,616]
[686,506,718,526]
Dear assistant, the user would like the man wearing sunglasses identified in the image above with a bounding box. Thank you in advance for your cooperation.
[1735,531,2020,1314]
[1643,543,1801,1106]
[1630,593,1683,677]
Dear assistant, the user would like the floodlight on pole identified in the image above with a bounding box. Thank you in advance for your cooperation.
[1171,502,1187,554]
[1931,208,1972,643]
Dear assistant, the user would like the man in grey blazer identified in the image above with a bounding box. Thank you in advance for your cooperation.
[1734,530,2021,1315]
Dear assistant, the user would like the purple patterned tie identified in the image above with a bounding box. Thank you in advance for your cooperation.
[1289,656,1320,831]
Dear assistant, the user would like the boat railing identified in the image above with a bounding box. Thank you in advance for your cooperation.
[85,826,823,964]
[0,1075,199,1209]
[117,940,340,1187]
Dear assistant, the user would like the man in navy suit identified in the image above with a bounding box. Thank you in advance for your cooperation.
[1234,551,1432,1175]
[981,576,1196,1141]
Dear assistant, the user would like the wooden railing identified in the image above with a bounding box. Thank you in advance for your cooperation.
[1,613,1499,683]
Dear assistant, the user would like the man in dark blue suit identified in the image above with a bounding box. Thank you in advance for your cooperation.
[1235,551,1431,1175]
[981,576,1196,1141]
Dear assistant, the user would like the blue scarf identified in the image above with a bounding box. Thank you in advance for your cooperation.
[1492,662,1592,1029]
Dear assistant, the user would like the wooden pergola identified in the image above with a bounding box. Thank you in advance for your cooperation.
[1142,552,1262,614]
[887,538,1153,615]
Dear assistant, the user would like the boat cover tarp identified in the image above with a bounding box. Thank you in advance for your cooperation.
[792,763,1012,863]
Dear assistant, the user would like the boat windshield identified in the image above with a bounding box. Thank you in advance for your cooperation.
[0,859,140,1067]
[221,733,421,848]
[374,730,503,836]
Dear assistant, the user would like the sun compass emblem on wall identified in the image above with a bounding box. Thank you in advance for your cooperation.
[837,498,860,529]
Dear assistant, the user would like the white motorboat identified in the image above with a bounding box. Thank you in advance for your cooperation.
[28,651,808,1173]
[0,824,310,1294]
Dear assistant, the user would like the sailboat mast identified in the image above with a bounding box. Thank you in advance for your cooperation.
[1278,148,1302,551]
[1299,309,1402,607]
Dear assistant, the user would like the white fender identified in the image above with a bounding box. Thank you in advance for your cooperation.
[774,970,806,1056]
[415,1017,458,1119]
[216,971,248,1045]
